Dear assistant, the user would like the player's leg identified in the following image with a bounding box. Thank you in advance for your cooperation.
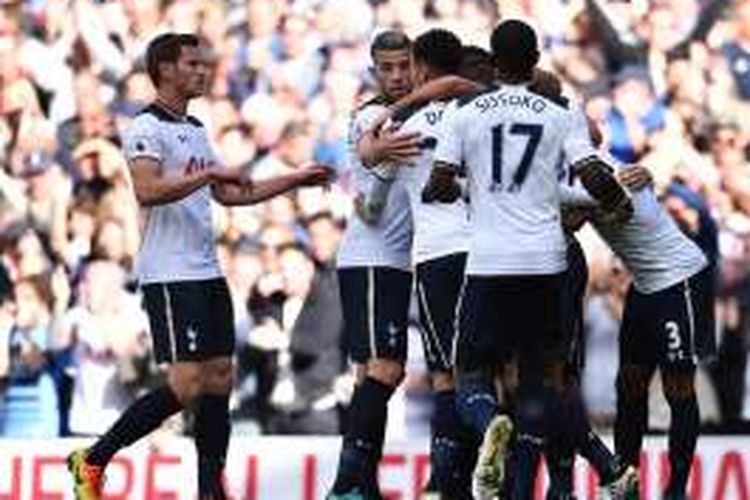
[547,238,589,499]
[416,253,475,498]
[657,272,712,499]
[193,278,237,500]
[455,277,513,499]
[330,267,411,498]
[503,275,564,500]
[614,286,657,497]
[69,281,210,499]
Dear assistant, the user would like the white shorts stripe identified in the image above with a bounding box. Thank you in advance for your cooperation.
[451,274,468,367]
[417,281,449,369]
[367,268,378,359]
[162,284,178,363]
[683,279,697,364]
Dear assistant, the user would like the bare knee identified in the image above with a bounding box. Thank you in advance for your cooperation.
[202,357,234,395]
[617,365,653,402]
[662,370,696,401]
[366,358,404,387]
[430,371,454,392]
[167,363,204,407]
[542,361,567,393]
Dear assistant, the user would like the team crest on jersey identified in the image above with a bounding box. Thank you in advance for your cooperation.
[178,134,189,143]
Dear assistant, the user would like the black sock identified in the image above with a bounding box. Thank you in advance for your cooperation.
[614,379,648,469]
[430,390,473,496]
[195,394,231,498]
[546,445,574,499]
[580,431,620,484]
[333,377,394,494]
[455,371,500,436]
[665,395,699,497]
[511,384,552,500]
[560,385,619,484]
[87,385,183,467]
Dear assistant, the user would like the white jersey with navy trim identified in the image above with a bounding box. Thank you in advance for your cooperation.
[434,85,598,276]
[336,101,413,271]
[396,99,470,264]
[123,103,222,284]
[559,157,708,294]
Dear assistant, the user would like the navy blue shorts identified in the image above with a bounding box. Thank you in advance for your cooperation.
[141,277,235,364]
[455,273,566,372]
[415,252,467,373]
[561,237,589,372]
[337,267,413,364]
[620,266,716,372]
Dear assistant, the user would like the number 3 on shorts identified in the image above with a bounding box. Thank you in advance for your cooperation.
[665,321,681,352]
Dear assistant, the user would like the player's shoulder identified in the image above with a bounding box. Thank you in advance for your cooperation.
[392,99,446,126]
[357,94,390,111]
[455,85,500,109]
[135,103,205,127]
[524,86,570,111]
[349,97,389,136]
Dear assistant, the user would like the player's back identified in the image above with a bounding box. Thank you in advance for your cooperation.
[442,85,579,276]
[337,101,413,271]
[592,183,707,293]
[396,100,470,264]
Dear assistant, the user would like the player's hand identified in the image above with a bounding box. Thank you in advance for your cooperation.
[208,167,245,185]
[370,108,394,134]
[421,177,461,204]
[375,124,422,164]
[422,181,461,203]
[617,165,653,191]
[296,164,336,187]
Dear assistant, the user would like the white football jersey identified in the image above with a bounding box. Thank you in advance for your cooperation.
[559,157,708,294]
[434,85,598,276]
[395,100,470,264]
[123,104,222,284]
[336,100,413,271]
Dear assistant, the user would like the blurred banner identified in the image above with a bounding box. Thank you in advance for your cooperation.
[0,436,747,499]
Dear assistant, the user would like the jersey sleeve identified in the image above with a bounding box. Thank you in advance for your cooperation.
[433,105,464,170]
[561,103,598,170]
[559,179,597,207]
[123,116,164,163]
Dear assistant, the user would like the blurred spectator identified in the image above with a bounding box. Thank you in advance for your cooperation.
[582,258,628,427]
[56,260,150,436]
[723,1,750,100]
[0,273,58,437]
[271,212,346,434]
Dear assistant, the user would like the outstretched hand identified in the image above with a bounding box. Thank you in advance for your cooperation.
[617,165,653,191]
[297,163,336,187]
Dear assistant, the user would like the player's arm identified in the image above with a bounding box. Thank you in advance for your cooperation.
[368,76,485,135]
[563,105,633,221]
[211,164,334,206]
[559,180,597,207]
[573,156,633,220]
[388,76,483,115]
[125,119,242,206]
[129,157,232,206]
[422,101,464,204]
[617,164,653,191]
[422,161,462,203]
[358,123,421,168]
